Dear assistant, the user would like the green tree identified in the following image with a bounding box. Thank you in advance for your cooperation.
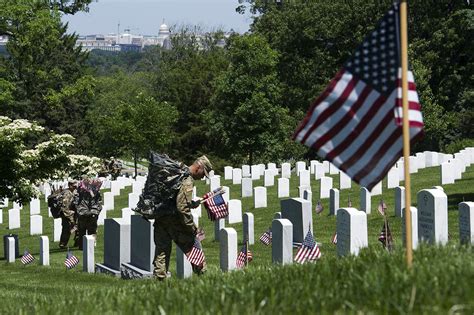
[141,28,229,162]
[0,0,93,151]
[88,72,178,177]
[210,34,297,165]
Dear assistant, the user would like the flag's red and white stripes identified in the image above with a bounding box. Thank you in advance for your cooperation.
[21,251,35,265]
[294,244,321,264]
[203,190,228,221]
[293,70,423,190]
[65,252,79,269]
[186,242,205,267]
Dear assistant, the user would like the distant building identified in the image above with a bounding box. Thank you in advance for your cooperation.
[76,22,172,53]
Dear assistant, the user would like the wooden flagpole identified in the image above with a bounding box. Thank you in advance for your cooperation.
[400,0,413,268]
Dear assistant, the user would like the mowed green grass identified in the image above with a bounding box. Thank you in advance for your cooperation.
[0,164,473,314]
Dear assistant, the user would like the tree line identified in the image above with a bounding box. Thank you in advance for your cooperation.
[1,0,472,173]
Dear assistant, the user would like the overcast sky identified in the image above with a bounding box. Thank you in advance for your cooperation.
[62,0,253,35]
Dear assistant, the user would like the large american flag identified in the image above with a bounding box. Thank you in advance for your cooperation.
[203,188,228,221]
[293,3,423,191]
[259,227,272,246]
[236,242,253,268]
[65,250,79,269]
[294,230,321,264]
[186,239,205,267]
[20,250,35,265]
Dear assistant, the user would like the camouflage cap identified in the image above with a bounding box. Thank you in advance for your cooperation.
[195,155,213,177]
[68,180,78,186]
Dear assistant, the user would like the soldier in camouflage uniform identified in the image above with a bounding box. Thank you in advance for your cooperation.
[72,178,103,250]
[153,155,213,280]
[59,180,78,249]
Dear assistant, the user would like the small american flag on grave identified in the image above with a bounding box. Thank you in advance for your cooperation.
[21,250,35,265]
[294,230,322,264]
[65,250,79,269]
[186,239,205,267]
[259,227,272,246]
[236,242,253,269]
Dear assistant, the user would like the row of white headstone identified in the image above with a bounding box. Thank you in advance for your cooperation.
[219,148,474,190]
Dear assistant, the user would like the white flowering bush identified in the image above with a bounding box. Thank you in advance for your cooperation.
[0,116,75,204]
[64,154,102,179]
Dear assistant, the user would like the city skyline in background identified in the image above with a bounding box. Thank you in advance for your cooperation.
[62,0,253,35]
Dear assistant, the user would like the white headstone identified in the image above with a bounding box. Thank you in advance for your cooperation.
[309,160,318,174]
[320,176,333,199]
[371,181,382,196]
[222,186,230,203]
[210,176,221,191]
[339,171,351,189]
[176,247,193,279]
[251,165,260,180]
[219,228,237,272]
[278,178,290,198]
[110,181,121,196]
[416,152,426,169]
[440,162,455,185]
[128,193,139,209]
[336,208,368,256]
[322,161,330,173]
[232,168,242,185]
[30,198,41,215]
[191,204,202,218]
[299,170,311,187]
[243,212,254,245]
[264,170,275,187]
[329,188,340,216]
[242,165,251,177]
[121,208,134,224]
[8,208,20,229]
[409,156,419,173]
[272,219,293,265]
[459,202,474,245]
[83,235,95,273]
[103,192,114,211]
[395,186,405,218]
[0,209,2,224]
[192,213,199,227]
[53,218,61,242]
[6,237,15,263]
[39,236,49,266]
[254,187,267,208]
[30,215,43,235]
[298,186,311,199]
[132,181,143,195]
[258,163,266,176]
[224,166,233,180]
[97,209,106,226]
[228,200,242,224]
[329,163,339,175]
[241,178,253,198]
[387,167,399,189]
[296,161,306,176]
[425,151,439,167]
[360,188,371,214]
[274,212,282,219]
[281,198,312,244]
[417,189,448,245]
[13,201,22,210]
[402,207,418,250]
[303,189,312,205]
[281,163,291,179]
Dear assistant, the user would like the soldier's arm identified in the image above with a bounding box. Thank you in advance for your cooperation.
[176,177,196,233]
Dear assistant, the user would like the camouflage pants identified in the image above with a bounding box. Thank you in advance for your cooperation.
[77,214,98,250]
[153,216,204,280]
